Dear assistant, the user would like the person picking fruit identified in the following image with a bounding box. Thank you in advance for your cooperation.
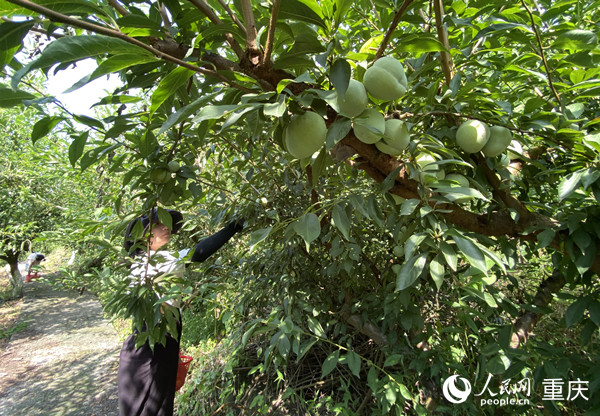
[117,208,244,416]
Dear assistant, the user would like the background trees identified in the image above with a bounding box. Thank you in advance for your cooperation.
[1,0,599,413]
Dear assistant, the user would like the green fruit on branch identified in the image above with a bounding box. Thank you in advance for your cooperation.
[482,126,512,157]
[353,108,385,144]
[445,173,470,188]
[167,160,180,172]
[336,79,368,118]
[456,120,490,153]
[284,111,327,159]
[376,119,410,155]
[363,56,408,101]
[150,167,171,184]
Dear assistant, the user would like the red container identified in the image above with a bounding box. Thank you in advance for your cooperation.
[175,354,193,391]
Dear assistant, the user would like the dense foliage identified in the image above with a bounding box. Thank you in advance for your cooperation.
[1,0,600,414]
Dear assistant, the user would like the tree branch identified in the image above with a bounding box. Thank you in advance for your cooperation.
[520,0,562,105]
[374,0,414,61]
[263,0,281,66]
[7,0,252,92]
[186,0,244,59]
[510,270,566,348]
[340,302,388,347]
[433,0,454,86]
[240,0,257,50]
[215,0,247,37]
[107,0,129,16]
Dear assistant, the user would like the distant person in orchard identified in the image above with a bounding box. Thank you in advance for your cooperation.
[24,252,45,281]
[118,208,244,416]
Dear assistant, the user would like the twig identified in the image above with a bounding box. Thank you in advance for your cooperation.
[374,0,414,61]
[263,0,281,66]
[107,0,129,16]
[215,0,246,36]
[186,0,244,59]
[519,0,562,105]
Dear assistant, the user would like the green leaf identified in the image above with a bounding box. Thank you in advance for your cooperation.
[321,350,340,377]
[392,34,448,53]
[332,204,351,240]
[68,131,88,167]
[192,104,250,123]
[558,171,583,201]
[440,241,457,272]
[307,316,326,338]
[263,95,287,117]
[330,58,351,98]
[395,253,428,291]
[249,227,272,247]
[0,20,34,67]
[156,207,173,230]
[326,118,352,150]
[346,350,361,378]
[486,352,511,374]
[565,297,588,327]
[32,116,63,144]
[430,255,445,290]
[293,213,321,247]
[158,92,218,135]
[553,29,597,51]
[279,0,327,31]
[588,301,600,326]
[150,67,195,116]
[450,232,488,273]
[537,228,556,249]
[12,35,151,89]
[0,86,35,107]
[65,54,158,93]
[399,199,420,216]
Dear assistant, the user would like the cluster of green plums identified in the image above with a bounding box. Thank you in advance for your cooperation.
[283,56,410,160]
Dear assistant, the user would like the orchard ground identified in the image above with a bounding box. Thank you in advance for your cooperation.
[0,264,121,416]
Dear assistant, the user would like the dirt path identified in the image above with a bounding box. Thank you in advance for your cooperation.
[0,279,122,416]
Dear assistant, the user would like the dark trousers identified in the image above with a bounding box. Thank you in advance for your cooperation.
[117,328,181,416]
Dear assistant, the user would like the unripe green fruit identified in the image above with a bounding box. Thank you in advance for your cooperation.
[445,173,470,188]
[353,108,385,144]
[382,119,410,150]
[336,79,368,118]
[150,168,171,184]
[482,126,512,157]
[456,120,490,153]
[284,111,327,159]
[363,56,408,101]
[376,118,410,155]
[167,161,180,172]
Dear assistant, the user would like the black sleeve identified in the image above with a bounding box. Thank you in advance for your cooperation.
[189,220,242,263]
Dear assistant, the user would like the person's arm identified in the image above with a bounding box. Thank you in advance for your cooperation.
[189,220,243,263]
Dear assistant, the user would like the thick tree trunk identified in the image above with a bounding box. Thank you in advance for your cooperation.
[8,260,23,299]
[510,270,566,348]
